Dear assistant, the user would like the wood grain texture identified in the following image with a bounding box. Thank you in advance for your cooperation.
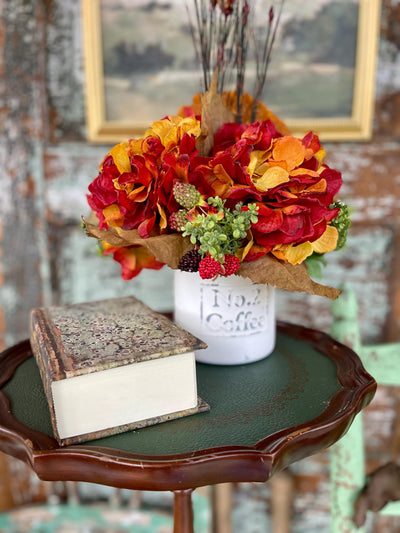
[0,1,49,347]
[173,490,194,533]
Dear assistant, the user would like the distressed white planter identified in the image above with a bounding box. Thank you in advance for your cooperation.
[174,270,275,365]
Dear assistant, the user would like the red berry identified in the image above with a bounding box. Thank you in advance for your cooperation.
[222,254,241,276]
[198,256,222,279]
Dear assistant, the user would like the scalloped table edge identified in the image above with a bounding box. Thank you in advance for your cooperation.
[0,321,376,492]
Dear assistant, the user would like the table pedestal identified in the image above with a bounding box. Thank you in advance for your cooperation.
[173,489,194,533]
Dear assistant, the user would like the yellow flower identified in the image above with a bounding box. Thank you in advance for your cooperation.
[145,116,201,152]
[107,143,131,174]
[248,150,290,192]
[272,225,339,265]
[102,205,124,228]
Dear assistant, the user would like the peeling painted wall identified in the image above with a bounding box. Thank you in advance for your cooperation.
[0,0,399,529]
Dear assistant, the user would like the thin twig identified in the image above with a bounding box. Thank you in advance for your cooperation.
[188,0,284,123]
[186,2,202,88]
[251,0,285,121]
[236,0,249,122]
[192,0,209,91]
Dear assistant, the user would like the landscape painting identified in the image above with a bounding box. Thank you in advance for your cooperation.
[83,0,380,141]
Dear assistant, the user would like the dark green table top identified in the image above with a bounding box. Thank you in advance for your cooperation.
[3,330,339,455]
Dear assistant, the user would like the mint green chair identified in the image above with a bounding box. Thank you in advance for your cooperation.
[330,284,400,531]
[0,481,211,532]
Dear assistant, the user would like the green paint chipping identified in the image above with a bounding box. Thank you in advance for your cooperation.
[329,285,400,532]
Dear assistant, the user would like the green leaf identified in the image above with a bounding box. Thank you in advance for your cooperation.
[305,253,327,279]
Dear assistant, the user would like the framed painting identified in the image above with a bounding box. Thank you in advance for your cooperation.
[82,0,381,143]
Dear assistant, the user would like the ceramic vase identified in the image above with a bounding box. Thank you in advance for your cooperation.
[174,270,276,365]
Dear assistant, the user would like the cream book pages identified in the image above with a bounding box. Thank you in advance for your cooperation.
[51,351,197,440]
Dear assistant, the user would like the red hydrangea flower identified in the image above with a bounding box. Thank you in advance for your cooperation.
[87,117,202,238]
[185,123,341,264]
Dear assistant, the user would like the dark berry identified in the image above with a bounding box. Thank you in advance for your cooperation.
[178,249,201,272]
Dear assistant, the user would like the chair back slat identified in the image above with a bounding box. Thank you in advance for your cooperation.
[360,345,400,386]
[380,501,400,516]
[330,415,366,533]
[330,284,400,532]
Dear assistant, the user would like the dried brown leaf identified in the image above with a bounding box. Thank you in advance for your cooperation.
[84,220,193,269]
[237,254,341,299]
[84,219,340,299]
[197,71,235,156]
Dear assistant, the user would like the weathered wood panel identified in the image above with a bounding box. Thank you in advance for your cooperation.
[46,0,86,141]
[43,143,174,310]
[0,1,50,349]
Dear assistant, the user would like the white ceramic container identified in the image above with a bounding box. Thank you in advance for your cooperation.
[174,270,275,365]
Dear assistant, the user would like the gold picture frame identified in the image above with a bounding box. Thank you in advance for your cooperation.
[82,0,381,143]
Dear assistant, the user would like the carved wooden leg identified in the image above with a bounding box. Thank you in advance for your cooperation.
[173,489,194,533]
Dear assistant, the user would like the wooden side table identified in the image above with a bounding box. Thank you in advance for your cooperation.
[0,322,376,533]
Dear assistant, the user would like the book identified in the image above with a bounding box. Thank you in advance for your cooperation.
[30,296,209,446]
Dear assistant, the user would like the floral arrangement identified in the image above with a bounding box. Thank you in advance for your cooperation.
[84,0,350,299]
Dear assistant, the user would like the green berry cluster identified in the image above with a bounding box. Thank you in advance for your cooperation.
[169,210,188,231]
[182,197,259,262]
[330,200,351,250]
[173,182,202,210]
[306,200,351,279]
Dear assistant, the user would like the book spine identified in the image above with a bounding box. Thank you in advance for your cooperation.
[30,309,62,444]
